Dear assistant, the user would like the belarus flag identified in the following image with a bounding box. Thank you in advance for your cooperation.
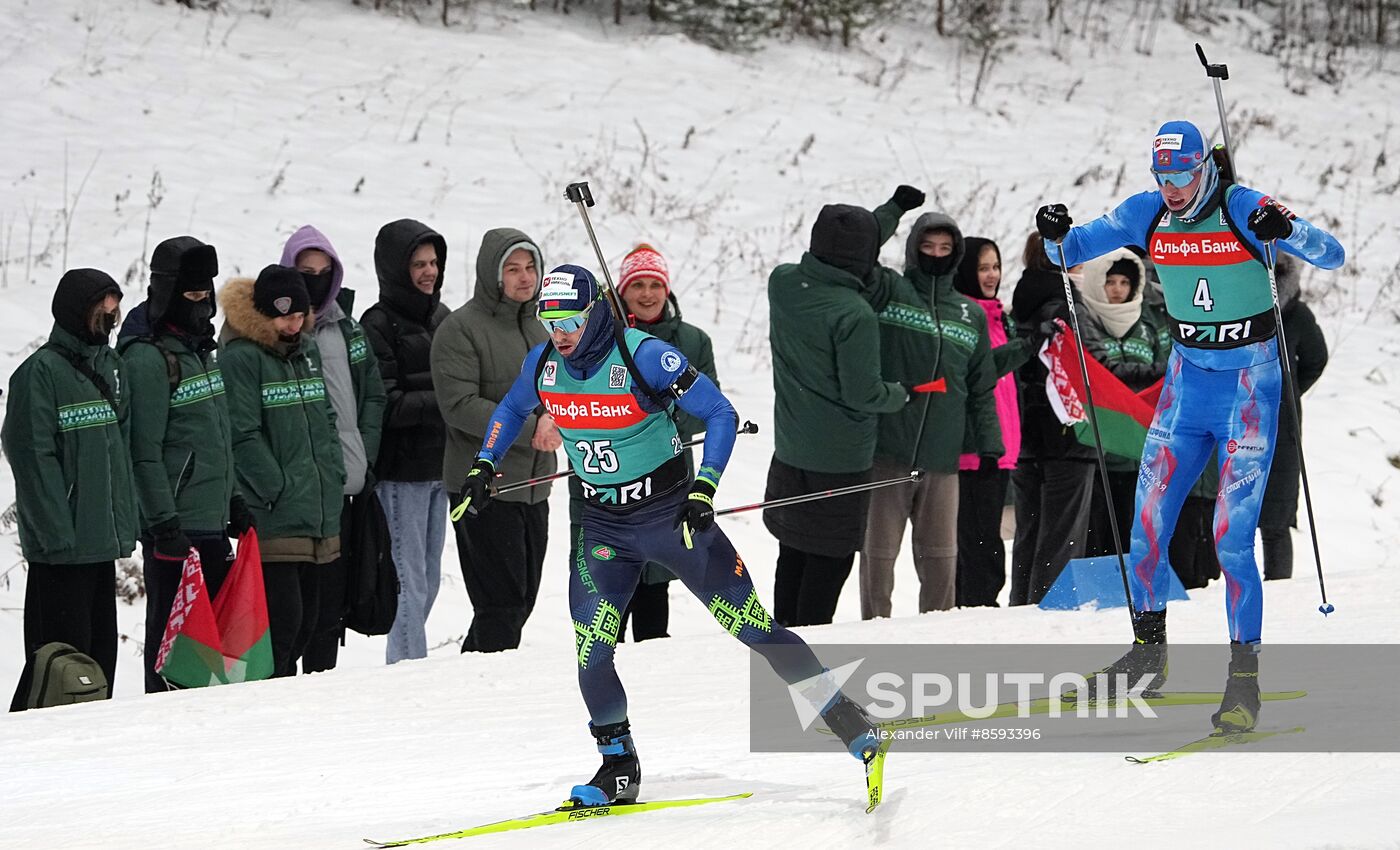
[213,529,274,683]
[155,549,227,688]
[1039,320,1161,462]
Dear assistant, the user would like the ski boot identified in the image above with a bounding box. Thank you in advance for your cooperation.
[567,720,641,807]
[1069,609,1168,702]
[1211,643,1261,734]
[822,693,880,763]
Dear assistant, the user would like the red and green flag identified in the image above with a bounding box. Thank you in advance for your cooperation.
[213,529,273,683]
[155,549,228,688]
[1039,321,1162,462]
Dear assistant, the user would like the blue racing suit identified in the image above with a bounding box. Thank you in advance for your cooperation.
[1053,183,1343,643]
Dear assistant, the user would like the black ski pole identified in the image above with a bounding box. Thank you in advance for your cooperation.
[1195,43,1333,616]
[714,471,921,518]
[1053,243,1137,625]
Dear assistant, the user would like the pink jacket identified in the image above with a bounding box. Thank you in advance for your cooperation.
[959,297,1020,471]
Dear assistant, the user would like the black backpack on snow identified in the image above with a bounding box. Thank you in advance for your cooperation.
[344,484,399,636]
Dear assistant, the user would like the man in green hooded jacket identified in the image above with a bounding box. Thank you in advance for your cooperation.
[860,207,1001,616]
[5,268,137,709]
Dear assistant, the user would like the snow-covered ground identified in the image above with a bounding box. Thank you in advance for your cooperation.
[1,1,1398,847]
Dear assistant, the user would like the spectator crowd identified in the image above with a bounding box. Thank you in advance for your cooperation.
[3,186,1328,708]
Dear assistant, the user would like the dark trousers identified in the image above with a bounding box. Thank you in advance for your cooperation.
[956,468,1009,607]
[1170,496,1223,589]
[302,499,354,674]
[11,561,118,712]
[454,497,547,653]
[264,562,318,678]
[1260,525,1292,581]
[773,544,854,627]
[1010,459,1095,606]
[1087,470,1139,557]
[300,558,347,673]
[620,580,670,642]
[142,535,233,693]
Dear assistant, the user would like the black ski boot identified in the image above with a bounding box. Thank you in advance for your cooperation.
[1211,643,1261,734]
[822,693,880,762]
[568,720,641,807]
[1073,609,1168,701]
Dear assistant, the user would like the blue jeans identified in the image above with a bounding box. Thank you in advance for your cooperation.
[378,480,447,663]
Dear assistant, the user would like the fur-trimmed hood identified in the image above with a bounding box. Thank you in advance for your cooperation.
[218,276,314,354]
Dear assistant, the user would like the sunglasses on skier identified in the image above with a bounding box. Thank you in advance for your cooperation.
[538,300,596,335]
[1153,164,1204,189]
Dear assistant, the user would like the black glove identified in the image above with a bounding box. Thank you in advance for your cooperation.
[674,477,717,547]
[891,184,925,212]
[226,494,255,538]
[452,458,495,521]
[1247,200,1294,242]
[978,455,1000,472]
[150,518,193,562]
[1024,316,1064,352]
[1036,204,1072,242]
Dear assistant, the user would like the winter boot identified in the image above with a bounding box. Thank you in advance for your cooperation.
[1071,609,1168,701]
[1211,643,1261,734]
[822,693,880,762]
[568,720,641,807]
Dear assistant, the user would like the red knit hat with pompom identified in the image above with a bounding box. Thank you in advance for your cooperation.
[618,243,670,297]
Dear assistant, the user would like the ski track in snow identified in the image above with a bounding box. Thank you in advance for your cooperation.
[2,1,1399,847]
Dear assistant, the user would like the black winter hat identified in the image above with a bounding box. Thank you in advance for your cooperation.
[809,204,879,280]
[52,268,121,344]
[1106,257,1141,298]
[149,236,219,325]
[253,264,311,318]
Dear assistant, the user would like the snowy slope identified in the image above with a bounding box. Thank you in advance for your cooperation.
[1,1,1398,847]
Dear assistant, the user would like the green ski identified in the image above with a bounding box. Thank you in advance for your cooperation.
[819,690,1308,736]
[363,793,752,847]
[1126,726,1306,763]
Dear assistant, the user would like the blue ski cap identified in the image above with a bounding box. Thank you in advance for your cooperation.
[537,264,601,318]
[1151,120,1207,172]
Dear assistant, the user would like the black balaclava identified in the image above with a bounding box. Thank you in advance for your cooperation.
[809,204,879,281]
[916,226,960,277]
[301,269,335,311]
[53,268,122,345]
[150,236,219,336]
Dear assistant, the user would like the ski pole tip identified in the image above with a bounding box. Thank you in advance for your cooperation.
[1195,43,1207,65]
[742,420,759,435]
[1319,603,1336,616]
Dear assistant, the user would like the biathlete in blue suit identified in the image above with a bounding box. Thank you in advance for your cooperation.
[1036,120,1343,732]
[455,263,878,806]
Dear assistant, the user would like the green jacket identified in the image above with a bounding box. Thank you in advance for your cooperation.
[871,206,1001,473]
[2,325,138,563]
[218,277,344,541]
[119,331,237,535]
[432,228,555,504]
[768,252,907,474]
